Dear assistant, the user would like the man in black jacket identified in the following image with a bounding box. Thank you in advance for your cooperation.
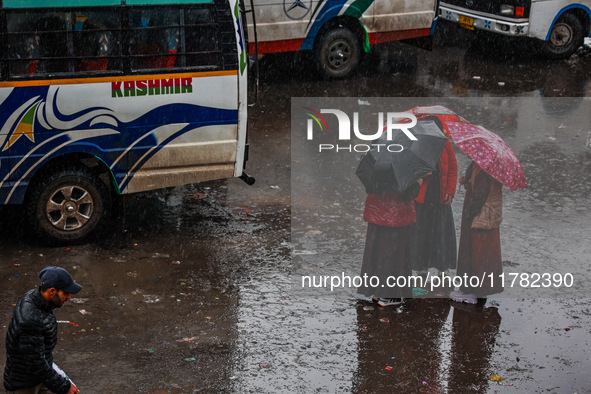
[4,267,81,394]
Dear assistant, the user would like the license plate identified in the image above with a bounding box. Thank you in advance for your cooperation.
[459,15,475,30]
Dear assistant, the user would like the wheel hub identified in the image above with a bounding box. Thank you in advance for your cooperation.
[46,185,94,231]
[328,39,350,69]
[65,203,77,215]
[550,23,573,47]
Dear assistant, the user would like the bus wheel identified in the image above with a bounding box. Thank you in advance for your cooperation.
[542,13,583,59]
[27,167,110,245]
[316,28,361,79]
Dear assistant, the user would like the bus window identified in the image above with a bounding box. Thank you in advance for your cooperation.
[128,7,223,71]
[5,9,121,76]
[24,35,41,74]
[73,11,121,72]
[6,11,70,76]
[129,9,181,71]
[184,8,220,67]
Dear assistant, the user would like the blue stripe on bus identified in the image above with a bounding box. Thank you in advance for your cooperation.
[300,0,349,51]
[118,115,235,192]
[430,17,438,35]
[2,0,212,7]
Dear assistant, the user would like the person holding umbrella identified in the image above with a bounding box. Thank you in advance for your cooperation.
[451,160,504,303]
[445,122,528,304]
[411,137,457,282]
[356,120,449,307]
[405,110,466,283]
[358,176,428,307]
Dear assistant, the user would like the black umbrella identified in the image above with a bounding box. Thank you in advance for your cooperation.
[356,120,448,194]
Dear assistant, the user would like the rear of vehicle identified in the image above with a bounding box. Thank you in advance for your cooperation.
[245,0,438,78]
[439,0,591,58]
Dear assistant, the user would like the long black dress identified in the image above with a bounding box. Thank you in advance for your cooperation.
[410,169,457,273]
[358,185,420,299]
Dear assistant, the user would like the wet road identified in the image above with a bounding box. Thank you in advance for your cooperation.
[1,22,591,393]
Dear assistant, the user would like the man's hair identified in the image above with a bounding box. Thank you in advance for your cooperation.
[39,284,55,291]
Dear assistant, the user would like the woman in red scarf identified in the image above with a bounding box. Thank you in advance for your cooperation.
[410,125,458,282]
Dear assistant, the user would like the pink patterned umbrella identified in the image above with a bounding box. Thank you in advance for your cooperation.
[446,122,527,191]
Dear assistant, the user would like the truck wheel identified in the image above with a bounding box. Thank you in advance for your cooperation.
[26,167,110,244]
[316,27,361,79]
[542,13,583,59]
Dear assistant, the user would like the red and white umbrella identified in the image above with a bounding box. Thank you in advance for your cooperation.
[446,122,527,191]
[405,106,470,138]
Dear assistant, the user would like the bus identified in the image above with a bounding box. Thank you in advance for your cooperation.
[244,0,439,79]
[0,0,253,244]
[439,0,591,58]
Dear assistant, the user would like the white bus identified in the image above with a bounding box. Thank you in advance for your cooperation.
[439,0,591,58]
[244,0,439,78]
[0,0,253,244]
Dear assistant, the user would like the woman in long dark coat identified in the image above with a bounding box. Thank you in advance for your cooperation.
[411,140,458,278]
[451,161,504,304]
[358,179,424,307]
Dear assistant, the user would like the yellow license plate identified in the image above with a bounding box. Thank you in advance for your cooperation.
[459,15,475,30]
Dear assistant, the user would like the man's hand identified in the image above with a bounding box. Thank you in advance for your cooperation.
[67,382,79,394]
[443,193,453,204]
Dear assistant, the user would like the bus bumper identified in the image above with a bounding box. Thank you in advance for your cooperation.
[439,4,530,37]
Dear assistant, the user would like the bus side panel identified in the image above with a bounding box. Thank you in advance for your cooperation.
[230,0,248,178]
[0,83,125,204]
[370,0,436,35]
[248,0,375,53]
[121,123,238,193]
[247,0,322,53]
[302,0,354,50]
[249,0,435,53]
[528,1,591,41]
[0,72,239,203]
[0,88,15,201]
[103,73,240,194]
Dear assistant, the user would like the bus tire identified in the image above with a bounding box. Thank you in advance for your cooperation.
[542,13,584,59]
[26,167,110,245]
[316,27,361,79]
